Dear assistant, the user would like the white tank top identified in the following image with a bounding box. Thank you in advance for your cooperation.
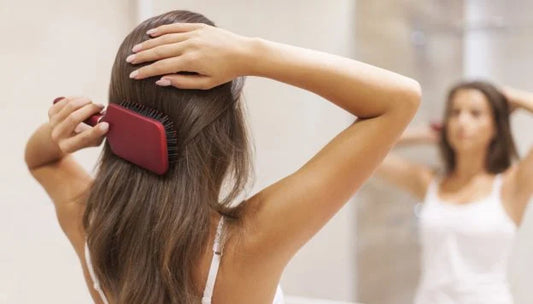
[85,216,285,304]
[415,174,517,304]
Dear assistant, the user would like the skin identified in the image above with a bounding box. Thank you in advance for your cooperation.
[25,23,420,303]
[446,89,496,156]
[375,86,533,227]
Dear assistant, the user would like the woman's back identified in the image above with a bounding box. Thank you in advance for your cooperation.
[85,213,286,304]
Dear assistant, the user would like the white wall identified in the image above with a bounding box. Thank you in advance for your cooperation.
[0,0,358,303]
[0,1,135,303]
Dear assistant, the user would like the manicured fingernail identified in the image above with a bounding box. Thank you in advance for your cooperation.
[74,124,84,134]
[129,70,139,79]
[156,78,171,86]
[146,28,157,35]
[132,44,142,52]
[99,122,109,131]
[126,54,136,63]
[96,103,105,108]
[53,96,65,104]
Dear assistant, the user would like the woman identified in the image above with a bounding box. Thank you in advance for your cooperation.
[24,10,420,304]
[375,81,533,303]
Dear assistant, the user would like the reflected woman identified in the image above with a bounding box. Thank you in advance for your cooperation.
[375,81,533,303]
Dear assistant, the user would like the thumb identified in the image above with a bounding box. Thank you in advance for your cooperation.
[74,122,92,134]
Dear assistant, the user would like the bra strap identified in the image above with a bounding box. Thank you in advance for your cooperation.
[85,241,110,304]
[201,217,226,304]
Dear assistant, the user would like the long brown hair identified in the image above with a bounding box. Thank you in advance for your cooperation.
[439,80,518,174]
[82,10,251,304]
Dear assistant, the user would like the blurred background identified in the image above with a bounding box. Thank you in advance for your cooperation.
[1,0,532,303]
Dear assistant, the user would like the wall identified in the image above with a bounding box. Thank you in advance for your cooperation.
[0,0,359,302]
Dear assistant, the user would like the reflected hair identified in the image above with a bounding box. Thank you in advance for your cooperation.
[439,80,518,174]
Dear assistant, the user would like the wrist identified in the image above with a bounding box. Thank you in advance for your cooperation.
[238,36,269,77]
[503,87,533,111]
[515,92,533,110]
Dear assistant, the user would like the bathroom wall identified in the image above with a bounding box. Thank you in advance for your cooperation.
[354,1,533,303]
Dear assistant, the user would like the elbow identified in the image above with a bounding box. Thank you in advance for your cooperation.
[24,141,34,170]
[24,139,42,172]
[391,78,421,119]
[403,78,422,113]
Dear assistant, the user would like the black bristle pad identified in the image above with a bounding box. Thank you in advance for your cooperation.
[120,102,178,164]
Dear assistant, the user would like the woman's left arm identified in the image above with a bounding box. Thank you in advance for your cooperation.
[502,87,533,224]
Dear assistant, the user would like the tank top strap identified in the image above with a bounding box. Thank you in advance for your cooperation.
[423,176,440,204]
[490,174,504,200]
[85,241,110,304]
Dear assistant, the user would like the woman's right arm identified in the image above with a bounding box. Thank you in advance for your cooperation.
[374,126,436,199]
[129,23,421,265]
[231,37,421,261]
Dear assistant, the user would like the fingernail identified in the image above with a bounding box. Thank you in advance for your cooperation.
[99,122,109,131]
[74,124,84,134]
[156,78,171,86]
[146,28,157,35]
[129,70,139,79]
[96,103,105,108]
[53,96,65,104]
[132,44,142,52]
[126,54,136,63]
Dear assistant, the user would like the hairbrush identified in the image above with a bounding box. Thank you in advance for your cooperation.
[53,97,177,175]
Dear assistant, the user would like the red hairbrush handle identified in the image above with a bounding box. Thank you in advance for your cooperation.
[53,96,105,127]
[430,121,443,132]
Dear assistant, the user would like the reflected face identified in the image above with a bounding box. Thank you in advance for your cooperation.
[445,89,496,153]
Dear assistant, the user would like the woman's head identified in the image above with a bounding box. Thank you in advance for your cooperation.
[440,80,517,174]
[83,10,251,304]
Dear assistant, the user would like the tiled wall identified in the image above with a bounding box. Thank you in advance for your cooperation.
[354,1,533,303]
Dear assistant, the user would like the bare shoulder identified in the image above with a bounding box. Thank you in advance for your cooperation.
[501,164,521,201]
[418,166,436,197]
[501,165,526,225]
[208,207,284,303]
[226,195,281,263]
[409,164,436,200]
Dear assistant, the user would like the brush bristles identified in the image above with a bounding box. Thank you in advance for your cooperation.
[120,101,178,164]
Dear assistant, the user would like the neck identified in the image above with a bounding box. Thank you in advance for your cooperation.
[452,148,489,180]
